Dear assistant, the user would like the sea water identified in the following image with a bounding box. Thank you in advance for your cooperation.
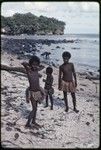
[1,34,99,73]
[35,34,99,73]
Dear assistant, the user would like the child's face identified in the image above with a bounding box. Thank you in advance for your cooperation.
[31,62,39,70]
[46,72,51,76]
[63,57,69,63]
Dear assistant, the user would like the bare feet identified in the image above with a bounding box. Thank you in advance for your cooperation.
[44,105,48,108]
[32,122,41,128]
[65,107,69,112]
[25,123,31,128]
[74,108,79,113]
[50,106,53,110]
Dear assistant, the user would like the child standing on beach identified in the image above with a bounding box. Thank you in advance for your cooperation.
[58,51,79,113]
[43,67,54,110]
[22,56,45,128]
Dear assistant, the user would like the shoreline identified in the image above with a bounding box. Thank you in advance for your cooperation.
[1,49,99,80]
[1,35,99,73]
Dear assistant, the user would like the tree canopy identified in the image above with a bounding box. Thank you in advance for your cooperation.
[1,13,66,35]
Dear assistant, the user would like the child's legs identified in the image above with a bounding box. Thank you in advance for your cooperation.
[49,94,53,109]
[26,87,30,102]
[26,99,37,126]
[45,94,48,106]
[26,109,35,126]
[63,91,68,109]
[31,100,37,123]
[71,92,76,109]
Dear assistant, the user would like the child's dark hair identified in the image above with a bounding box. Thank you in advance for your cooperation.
[46,67,53,74]
[29,56,40,66]
[62,51,71,59]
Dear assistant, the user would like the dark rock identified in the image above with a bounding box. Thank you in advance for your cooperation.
[51,117,54,120]
[80,88,84,91]
[86,75,99,80]
[20,102,24,106]
[6,126,12,131]
[67,40,74,43]
[88,71,93,76]
[80,84,87,86]
[40,109,44,111]
[55,123,61,126]
[54,119,57,122]
[92,119,95,122]
[14,133,19,140]
[41,114,44,116]
[51,62,57,67]
[10,58,14,61]
[41,134,46,139]
[14,108,19,112]
[1,91,7,95]
[56,46,60,48]
[59,118,64,121]
[87,113,93,117]
[1,86,8,91]
[94,104,98,106]
[65,142,73,145]
[6,122,15,127]
[86,122,90,126]
[71,47,80,50]
[86,99,92,102]
[55,59,59,62]
[78,72,88,76]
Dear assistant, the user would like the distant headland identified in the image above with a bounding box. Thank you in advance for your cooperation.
[1,13,66,35]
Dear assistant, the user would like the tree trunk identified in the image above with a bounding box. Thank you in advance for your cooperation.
[1,64,27,74]
[1,64,44,74]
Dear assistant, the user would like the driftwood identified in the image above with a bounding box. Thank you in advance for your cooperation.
[85,75,99,80]
[1,64,26,74]
[1,64,45,74]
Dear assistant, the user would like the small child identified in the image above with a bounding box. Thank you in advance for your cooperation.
[58,51,79,113]
[22,56,45,128]
[43,67,54,110]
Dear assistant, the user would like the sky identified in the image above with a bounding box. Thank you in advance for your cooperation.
[1,1,99,34]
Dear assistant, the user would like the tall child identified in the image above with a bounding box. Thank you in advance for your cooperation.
[58,51,79,113]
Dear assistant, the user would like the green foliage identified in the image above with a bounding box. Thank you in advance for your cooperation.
[1,13,66,35]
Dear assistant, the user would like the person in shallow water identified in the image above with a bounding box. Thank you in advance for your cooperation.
[22,56,45,128]
[58,51,79,113]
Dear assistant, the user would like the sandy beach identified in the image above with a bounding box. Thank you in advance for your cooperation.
[1,51,100,148]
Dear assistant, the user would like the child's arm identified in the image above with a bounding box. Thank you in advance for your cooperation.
[50,76,53,85]
[38,65,45,71]
[38,73,42,78]
[21,62,31,73]
[58,66,62,90]
[43,79,46,82]
[26,87,30,103]
[72,63,77,87]
[44,76,53,86]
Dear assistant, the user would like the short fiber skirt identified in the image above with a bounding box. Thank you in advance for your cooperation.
[60,80,76,92]
[30,87,45,103]
[45,87,54,95]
